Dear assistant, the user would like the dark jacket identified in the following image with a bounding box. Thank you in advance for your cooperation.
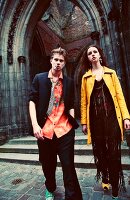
[29,72,79,130]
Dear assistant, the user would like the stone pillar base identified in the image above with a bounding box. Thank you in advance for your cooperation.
[0,129,8,145]
[0,124,30,144]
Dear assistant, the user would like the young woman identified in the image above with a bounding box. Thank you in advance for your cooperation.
[80,45,130,199]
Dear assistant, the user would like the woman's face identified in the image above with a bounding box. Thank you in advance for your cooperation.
[87,47,101,64]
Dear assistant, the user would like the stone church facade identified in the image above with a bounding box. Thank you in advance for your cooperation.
[0,0,130,141]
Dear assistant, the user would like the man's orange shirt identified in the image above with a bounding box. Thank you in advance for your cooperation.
[41,70,72,139]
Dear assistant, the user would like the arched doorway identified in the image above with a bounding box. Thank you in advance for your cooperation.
[0,0,130,138]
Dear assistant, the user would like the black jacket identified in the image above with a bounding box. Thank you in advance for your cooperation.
[29,72,79,129]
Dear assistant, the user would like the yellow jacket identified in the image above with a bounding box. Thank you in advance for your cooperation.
[81,67,130,144]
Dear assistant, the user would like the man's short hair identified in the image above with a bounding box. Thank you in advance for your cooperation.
[50,47,67,61]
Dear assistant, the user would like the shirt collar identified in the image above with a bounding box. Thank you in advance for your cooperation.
[48,69,63,79]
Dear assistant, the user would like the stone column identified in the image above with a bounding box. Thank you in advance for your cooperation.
[0,55,8,144]
[16,56,29,137]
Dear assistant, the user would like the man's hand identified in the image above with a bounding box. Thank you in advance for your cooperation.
[33,124,44,140]
[29,101,44,140]
[82,124,87,135]
[124,119,130,130]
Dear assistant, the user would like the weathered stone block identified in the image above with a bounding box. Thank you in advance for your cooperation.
[0,131,8,145]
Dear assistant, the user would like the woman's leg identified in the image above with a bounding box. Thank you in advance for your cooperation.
[107,138,122,197]
[92,138,109,183]
[106,112,123,197]
[57,129,82,200]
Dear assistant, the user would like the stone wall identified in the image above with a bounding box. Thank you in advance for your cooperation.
[0,0,130,141]
[42,0,92,43]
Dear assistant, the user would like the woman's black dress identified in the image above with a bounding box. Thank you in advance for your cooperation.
[90,79,125,195]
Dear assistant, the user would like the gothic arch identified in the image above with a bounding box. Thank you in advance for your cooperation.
[0,0,130,138]
[1,0,127,75]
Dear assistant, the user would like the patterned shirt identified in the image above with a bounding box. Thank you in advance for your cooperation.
[41,70,72,139]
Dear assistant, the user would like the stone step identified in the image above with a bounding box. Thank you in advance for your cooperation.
[0,142,129,156]
[0,144,92,155]
[0,152,129,170]
[0,135,129,155]
[0,135,129,170]
[7,135,87,145]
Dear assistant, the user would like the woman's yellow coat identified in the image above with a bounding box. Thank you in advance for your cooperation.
[81,67,130,144]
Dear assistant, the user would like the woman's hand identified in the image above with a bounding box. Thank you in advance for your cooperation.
[82,124,87,135]
[124,119,130,130]
[33,124,44,140]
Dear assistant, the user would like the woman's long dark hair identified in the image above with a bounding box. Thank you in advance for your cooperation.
[79,45,108,75]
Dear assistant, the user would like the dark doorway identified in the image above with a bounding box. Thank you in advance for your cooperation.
[29,34,51,81]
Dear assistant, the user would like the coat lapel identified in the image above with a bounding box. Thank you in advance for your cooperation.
[63,76,67,102]
[103,67,113,90]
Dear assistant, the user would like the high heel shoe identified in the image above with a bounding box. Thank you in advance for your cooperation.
[102,182,110,190]
[112,196,119,199]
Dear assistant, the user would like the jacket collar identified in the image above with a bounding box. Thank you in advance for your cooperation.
[83,66,113,78]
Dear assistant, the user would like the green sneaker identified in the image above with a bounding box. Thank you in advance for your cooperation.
[45,189,54,200]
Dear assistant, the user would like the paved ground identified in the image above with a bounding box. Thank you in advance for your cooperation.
[0,162,130,200]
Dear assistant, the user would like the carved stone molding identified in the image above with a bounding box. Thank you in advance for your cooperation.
[100,16,108,34]
[93,0,108,34]
[90,31,100,40]
[108,8,120,21]
[18,56,26,64]
[7,0,27,65]
[93,0,103,16]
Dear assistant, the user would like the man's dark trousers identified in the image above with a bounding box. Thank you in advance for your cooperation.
[37,128,83,200]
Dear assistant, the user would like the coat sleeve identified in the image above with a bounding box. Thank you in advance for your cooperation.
[81,77,87,124]
[29,74,39,104]
[112,71,130,120]
[64,77,75,111]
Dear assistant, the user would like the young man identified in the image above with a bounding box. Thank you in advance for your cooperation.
[29,47,82,200]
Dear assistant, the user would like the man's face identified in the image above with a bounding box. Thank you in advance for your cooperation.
[50,53,65,72]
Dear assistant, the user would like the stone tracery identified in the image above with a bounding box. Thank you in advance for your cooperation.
[7,0,27,64]
[0,0,130,138]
